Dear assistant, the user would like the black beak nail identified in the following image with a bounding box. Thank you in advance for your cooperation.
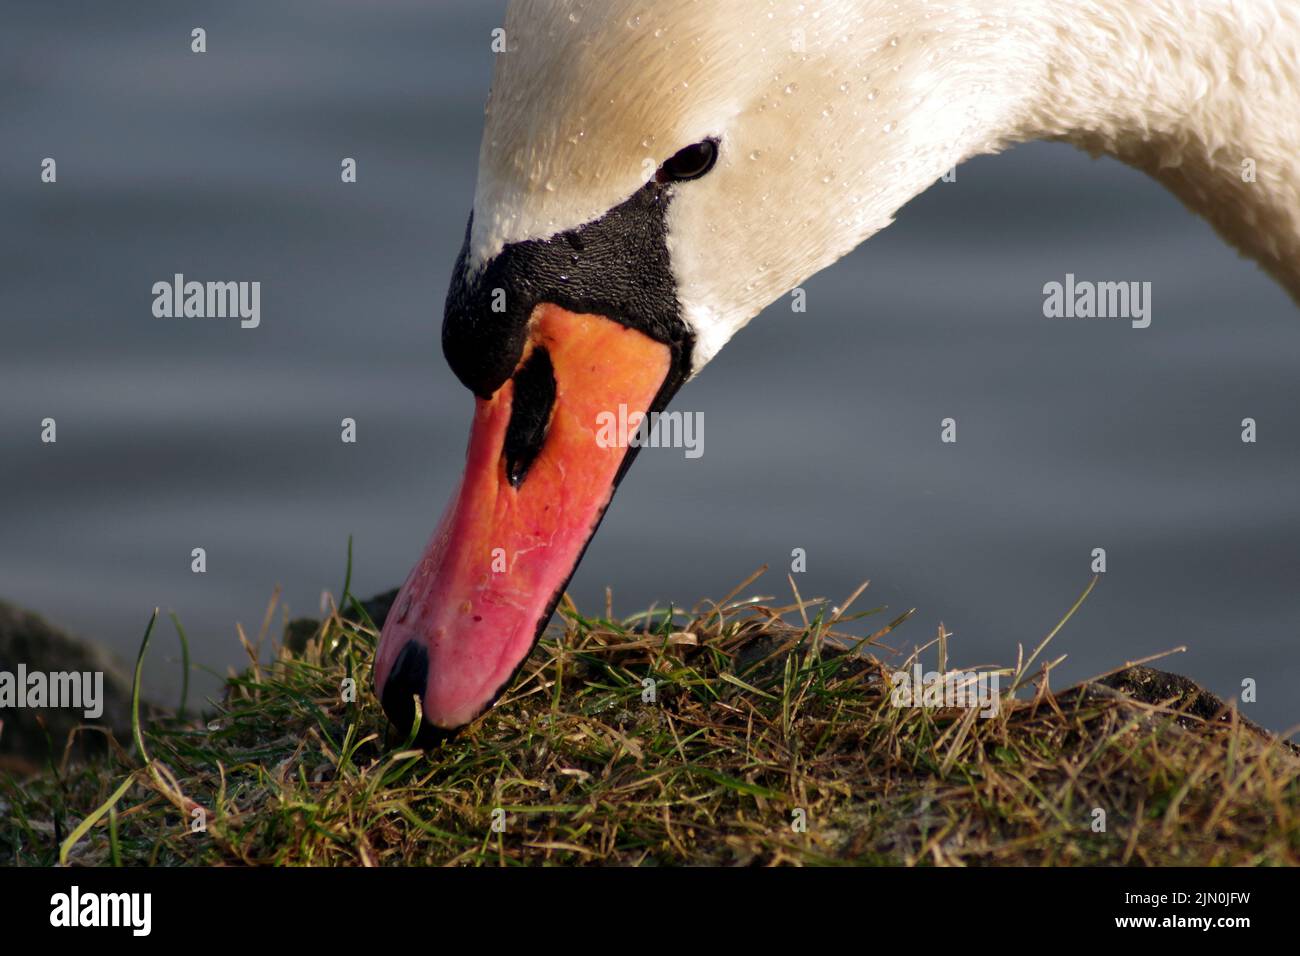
[380,639,451,746]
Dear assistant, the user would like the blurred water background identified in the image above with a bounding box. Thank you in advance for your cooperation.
[2,1,1297,729]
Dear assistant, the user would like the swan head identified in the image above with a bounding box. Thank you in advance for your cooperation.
[464,0,1026,368]
[374,0,1028,736]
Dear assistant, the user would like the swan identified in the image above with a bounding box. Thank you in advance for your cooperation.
[374,0,1300,738]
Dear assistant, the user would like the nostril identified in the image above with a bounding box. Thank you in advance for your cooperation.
[503,345,557,487]
[380,640,430,737]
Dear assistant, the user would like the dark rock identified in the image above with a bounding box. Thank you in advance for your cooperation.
[283,617,320,656]
[283,588,401,656]
[1096,665,1284,743]
[353,588,400,629]
[0,601,135,771]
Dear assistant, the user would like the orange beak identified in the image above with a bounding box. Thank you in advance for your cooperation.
[373,303,674,736]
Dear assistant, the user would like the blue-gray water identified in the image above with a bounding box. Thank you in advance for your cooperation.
[2,1,1297,731]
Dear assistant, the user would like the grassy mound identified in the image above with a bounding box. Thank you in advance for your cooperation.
[3,571,1298,866]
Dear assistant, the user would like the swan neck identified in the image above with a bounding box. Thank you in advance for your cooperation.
[1009,0,1300,299]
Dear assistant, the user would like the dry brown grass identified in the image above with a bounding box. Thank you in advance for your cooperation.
[4,569,1298,866]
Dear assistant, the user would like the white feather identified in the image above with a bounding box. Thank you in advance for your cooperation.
[475,0,1300,372]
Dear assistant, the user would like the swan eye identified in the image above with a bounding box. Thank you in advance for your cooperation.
[656,139,719,183]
